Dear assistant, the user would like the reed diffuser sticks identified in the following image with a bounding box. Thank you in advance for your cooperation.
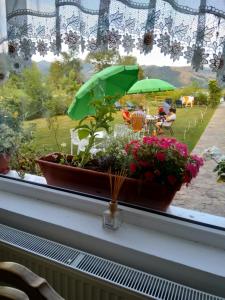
[103,168,126,230]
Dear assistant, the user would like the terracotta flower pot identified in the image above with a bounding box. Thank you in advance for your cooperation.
[37,153,182,211]
[0,154,10,174]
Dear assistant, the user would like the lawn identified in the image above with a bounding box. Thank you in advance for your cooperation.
[26,105,215,155]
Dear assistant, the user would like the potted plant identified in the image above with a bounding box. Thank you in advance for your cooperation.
[214,159,225,182]
[37,102,203,211]
[36,99,116,193]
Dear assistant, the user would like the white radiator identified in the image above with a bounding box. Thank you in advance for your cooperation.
[0,223,224,300]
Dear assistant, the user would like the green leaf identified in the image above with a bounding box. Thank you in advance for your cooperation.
[78,129,90,139]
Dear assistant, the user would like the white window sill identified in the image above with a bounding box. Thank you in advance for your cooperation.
[0,174,225,297]
[4,170,225,228]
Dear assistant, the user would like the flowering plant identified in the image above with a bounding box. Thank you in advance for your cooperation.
[125,136,203,187]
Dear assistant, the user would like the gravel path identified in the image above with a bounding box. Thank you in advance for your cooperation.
[173,102,225,217]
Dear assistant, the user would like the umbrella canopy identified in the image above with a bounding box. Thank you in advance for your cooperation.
[127,78,175,94]
[68,65,139,120]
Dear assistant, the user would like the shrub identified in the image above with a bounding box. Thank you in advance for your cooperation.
[214,159,225,182]
[195,92,208,105]
[125,136,203,186]
[208,80,222,107]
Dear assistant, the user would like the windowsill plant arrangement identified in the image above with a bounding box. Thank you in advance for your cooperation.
[37,101,203,211]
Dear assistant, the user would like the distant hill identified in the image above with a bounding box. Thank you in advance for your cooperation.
[36,60,51,75]
[36,60,94,79]
[35,60,216,88]
[143,65,216,88]
[81,63,95,80]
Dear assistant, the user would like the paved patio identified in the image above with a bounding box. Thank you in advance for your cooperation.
[173,102,225,217]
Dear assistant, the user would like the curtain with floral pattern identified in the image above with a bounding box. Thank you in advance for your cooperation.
[1,0,225,84]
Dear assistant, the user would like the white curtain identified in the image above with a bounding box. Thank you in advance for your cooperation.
[1,0,225,84]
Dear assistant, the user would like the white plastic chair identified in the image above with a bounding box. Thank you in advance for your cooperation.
[70,129,89,155]
[70,129,106,155]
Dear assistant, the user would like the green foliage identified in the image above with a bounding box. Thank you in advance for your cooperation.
[85,50,121,71]
[75,98,115,167]
[46,116,62,151]
[208,80,222,107]
[0,108,21,131]
[0,124,18,155]
[0,53,82,122]
[22,63,51,119]
[95,135,137,173]
[10,141,44,178]
[169,81,201,102]
[119,56,137,65]
[47,52,82,115]
[0,107,24,155]
[0,74,29,118]
[194,92,208,105]
[214,159,225,182]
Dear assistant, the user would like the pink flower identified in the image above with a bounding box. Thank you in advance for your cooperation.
[186,163,199,178]
[167,175,177,185]
[156,152,166,161]
[130,163,137,173]
[124,136,203,185]
[191,155,204,167]
[125,140,140,153]
[143,136,159,145]
[183,173,191,184]
[175,142,188,157]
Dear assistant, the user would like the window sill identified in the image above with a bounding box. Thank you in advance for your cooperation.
[0,174,225,297]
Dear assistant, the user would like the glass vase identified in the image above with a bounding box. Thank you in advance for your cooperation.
[103,202,122,230]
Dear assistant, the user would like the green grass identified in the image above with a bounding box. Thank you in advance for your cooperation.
[170,106,214,150]
[25,105,215,154]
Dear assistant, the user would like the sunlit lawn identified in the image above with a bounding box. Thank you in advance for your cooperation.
[26,105,215,155]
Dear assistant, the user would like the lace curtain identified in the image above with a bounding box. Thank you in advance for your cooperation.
[1,0,225,84]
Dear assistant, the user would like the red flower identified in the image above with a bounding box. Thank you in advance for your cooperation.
[145,171,154,181]
[124,136,203,185]
[167,175,177,185]
[156,152,166,161]
[130,163,137,173]
[183,174,191,184]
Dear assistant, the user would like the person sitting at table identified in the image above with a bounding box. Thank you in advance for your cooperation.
[158,106,167,122]
[163,100,171,114]
[130,105,146,132]
[121,107,131,125]
[155,107,176,134]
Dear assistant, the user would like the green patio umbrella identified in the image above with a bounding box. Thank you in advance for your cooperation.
[127,78,175,94]
[68,65,139,120]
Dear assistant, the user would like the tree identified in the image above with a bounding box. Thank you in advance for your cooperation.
[22,63,51,119]
[48,52,82,88]
[47,52,82,115]
[85,50,121,72]
[119,55,144,79]
[208,80,222,107]
[119,55,137,65]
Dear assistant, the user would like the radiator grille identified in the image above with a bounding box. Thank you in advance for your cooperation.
[0,223,223,300]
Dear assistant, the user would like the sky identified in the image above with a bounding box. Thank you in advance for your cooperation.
[32,46,189,67]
